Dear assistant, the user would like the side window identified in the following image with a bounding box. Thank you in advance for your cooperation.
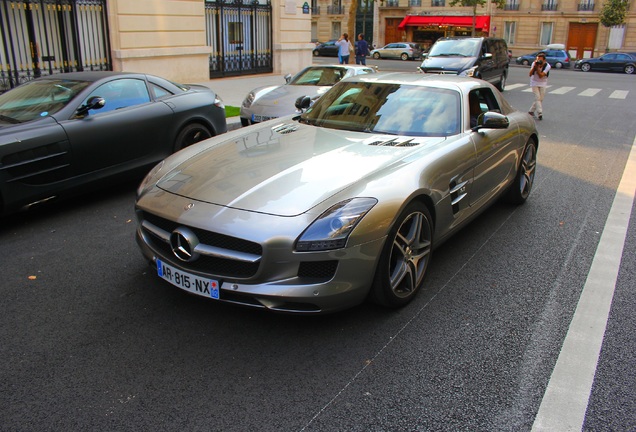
[150,83,174,99]
[81,78,151,114]
[480,88,501,113]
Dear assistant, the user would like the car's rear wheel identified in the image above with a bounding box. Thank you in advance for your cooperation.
[373,52,381,59]
[174,123,212,152]
[505,138,537,204]
[624,64,635,74]
[555,62,563,69]
[580,63,591,72]
[400,53,409,61]
[522,59,530,66]
[370,201,433,308]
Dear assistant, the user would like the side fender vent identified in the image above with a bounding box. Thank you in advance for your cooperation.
[272,124,299,134]
[369,138,418,147]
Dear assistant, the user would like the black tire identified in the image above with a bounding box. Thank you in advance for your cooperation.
[373,52,381,59]
[580,63,591,72]
[174,123,212,152]
[625,64,635,74]
[240,117,250,127]
[312,50,320,57]
[400,53,409,61]
[370,201,433,308]
[522,59,530,66]
[505,139,537,204]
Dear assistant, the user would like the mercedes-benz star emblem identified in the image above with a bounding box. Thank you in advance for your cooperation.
[169,227,200,262]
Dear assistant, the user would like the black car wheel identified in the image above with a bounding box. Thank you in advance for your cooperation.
[625,64,635,74]
[580,63,591,72]
[174,123,212,152]
[373,52,381,59]
[370,201,433,308]
[522,59,530,66]
[505,139,537,204]
[313,50,320,57]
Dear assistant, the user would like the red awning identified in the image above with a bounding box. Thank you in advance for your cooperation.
[398,15,490,30]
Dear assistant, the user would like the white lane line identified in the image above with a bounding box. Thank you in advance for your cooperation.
[550,86,576,94]
[506,83,527,90]
[609,90,629,99]
[579,88,602,97]
[523,86,552,92]
[532,135,636,432]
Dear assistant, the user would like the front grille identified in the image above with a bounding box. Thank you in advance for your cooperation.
[140,211,262,278]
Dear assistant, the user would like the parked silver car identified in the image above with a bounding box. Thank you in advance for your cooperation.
[136,74,538,314]
[240,65,376,126]
[370,42,423,60]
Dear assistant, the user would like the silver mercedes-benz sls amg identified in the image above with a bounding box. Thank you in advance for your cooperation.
[136,73,538,314]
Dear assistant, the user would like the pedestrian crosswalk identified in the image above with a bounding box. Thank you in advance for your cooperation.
[505,83,630,100]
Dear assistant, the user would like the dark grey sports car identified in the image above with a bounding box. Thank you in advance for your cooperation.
[0,71,227,215]
[136,73,538,314]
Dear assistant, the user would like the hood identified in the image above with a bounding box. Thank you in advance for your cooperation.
[420,56,477,73]
[255,85,328,108]
[157,122,443,216]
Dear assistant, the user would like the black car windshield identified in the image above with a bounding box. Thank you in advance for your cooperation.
[0,78,90,123]
[300,82,460,137]
[290,67,347,86]
[428,39,479,57]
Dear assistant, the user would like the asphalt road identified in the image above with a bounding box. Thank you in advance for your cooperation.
[1,64,635,431]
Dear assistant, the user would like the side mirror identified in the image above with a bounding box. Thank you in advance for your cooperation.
[482,52,493,59]
[295,95,311,111]
[478,111,509,130]
[76,96,105,116]
[285,73,292,84]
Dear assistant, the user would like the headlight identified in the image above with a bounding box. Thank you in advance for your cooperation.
[459,66,478,77]
[296,198,378,252]
[242,92,255,108]
[136,160,164,198]
[214,95,225,109]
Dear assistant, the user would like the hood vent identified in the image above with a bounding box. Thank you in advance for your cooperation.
[272,123,299,134]
[369,138,418,147]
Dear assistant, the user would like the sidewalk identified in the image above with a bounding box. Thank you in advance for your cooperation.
[195,73,289,131]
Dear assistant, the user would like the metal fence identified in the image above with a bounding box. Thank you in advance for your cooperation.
[0,0,110,92]
[205,0,273,78]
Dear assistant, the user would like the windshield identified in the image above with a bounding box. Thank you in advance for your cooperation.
[428,39,480,57]
[0,78,90,123]
[290,67,348,86]
[300,82,460,137]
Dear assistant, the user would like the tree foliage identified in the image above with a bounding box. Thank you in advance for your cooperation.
[448,0,507,36]
[599,0,628,27]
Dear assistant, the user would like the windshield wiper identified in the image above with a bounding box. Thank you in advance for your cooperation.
[0,114,21,124]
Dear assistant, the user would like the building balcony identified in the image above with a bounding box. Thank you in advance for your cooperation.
[577,2,594,10]
[504,3,520,10]
[431,0,446,6]
[327,5,344,14]
[311,6,320,14]
[409,0,422,6]
[541,2,558,10]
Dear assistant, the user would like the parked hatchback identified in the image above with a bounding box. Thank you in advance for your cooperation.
[370,42,423,61]
[516,49,571,69]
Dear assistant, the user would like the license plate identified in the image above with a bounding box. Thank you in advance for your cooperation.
[252,114,276,122]
[156,259,220,299]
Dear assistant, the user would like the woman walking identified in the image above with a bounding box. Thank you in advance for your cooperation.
[335,33,352,64]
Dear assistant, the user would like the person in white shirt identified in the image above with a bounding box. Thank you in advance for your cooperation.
[528,52,551,121]
[335,33,352,64]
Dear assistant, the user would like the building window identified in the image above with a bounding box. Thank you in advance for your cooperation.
[540,22,553,46]
[541,0,558,10]
[332,22,341,40]
[228,22,243,44]
[409,0,422,5]
[432,0,445,6]
[328,0,344,14]
[577,0,594,10]
[504,0,519,10]
[504,22,516,45]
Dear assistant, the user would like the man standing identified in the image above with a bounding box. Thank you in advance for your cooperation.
[355,34,370,65]
[528,52,551,121]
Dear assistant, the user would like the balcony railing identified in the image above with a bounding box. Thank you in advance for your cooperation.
[432,0,445,6]
[311,6,320,14]
[409,0,422,5]
[327,5,344,14]
[577,2,594,10]
[504,3,520,10]
[541,2,558,10]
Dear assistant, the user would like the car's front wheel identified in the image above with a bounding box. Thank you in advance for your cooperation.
[401,53,409,61]
[373,52,381,59]
[505,139,537,204]
[522,59,530,66]
[370,201,433,308]
[580,63,591,72]
[624,64,635,74]
[174,123,212,152]
[312,50,320,57]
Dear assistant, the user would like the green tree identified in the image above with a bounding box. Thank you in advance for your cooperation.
[448,0,507,36]
[599,0,628,27]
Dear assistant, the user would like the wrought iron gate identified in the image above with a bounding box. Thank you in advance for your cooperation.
[0,0,110,92]
[205,0,273,78]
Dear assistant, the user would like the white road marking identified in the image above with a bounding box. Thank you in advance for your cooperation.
[549,86,575,94]
[578,88,602,97]
[532,135,636,431]
[506,83,527,90]
[609,90,629,99]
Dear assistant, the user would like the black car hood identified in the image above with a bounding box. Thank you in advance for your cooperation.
[420,56,477,72]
